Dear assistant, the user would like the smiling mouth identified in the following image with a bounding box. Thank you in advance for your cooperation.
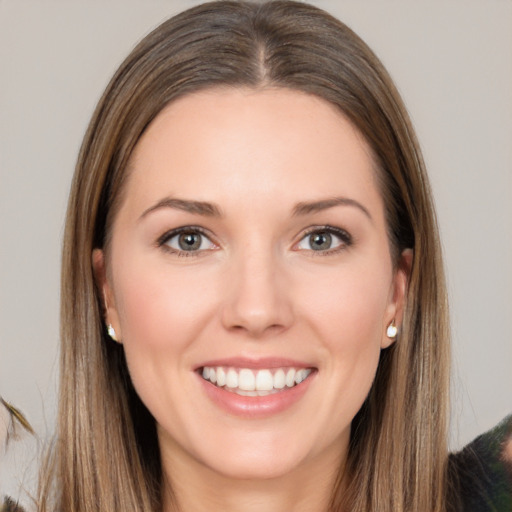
[199,366,314,396]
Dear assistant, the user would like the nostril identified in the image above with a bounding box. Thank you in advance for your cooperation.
[227,321,288,338]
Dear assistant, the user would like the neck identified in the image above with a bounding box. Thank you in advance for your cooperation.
[160,439,347,512]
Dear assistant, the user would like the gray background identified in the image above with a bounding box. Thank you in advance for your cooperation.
[1,0,511,497]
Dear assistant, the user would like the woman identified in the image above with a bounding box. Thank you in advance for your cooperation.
[25,1,509,511]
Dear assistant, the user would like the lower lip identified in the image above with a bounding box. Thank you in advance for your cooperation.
[198,371,316,419]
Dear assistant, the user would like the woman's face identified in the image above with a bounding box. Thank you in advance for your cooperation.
[94,88,409,482]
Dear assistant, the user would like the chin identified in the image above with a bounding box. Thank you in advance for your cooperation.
[203,450,308,481]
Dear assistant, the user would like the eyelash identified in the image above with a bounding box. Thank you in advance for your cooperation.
[157,226,216,257]
[156,225,353,257]
[296,225,353,255]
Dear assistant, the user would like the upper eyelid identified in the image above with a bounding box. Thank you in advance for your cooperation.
[298,225,352,240]
[293,225,353,251]
[156,225,216,247]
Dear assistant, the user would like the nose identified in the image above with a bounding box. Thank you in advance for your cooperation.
[220,249,294,338]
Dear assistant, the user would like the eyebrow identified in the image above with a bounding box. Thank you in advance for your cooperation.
[140,195,371,221]
[292,197,372,220]
[140,197,222,219]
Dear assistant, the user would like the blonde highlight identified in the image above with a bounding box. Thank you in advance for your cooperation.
[39,2,452,511]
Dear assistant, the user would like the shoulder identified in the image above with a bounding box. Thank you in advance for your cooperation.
[448,415,512,511]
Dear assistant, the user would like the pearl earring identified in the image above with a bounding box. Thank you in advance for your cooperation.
[386,321,398,339]
[107,323,118,341]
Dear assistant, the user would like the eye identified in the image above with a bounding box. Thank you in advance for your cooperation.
[296,227,351,253]
[158,227,216,254]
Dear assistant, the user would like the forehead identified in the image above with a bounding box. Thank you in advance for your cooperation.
[122,87,383,219]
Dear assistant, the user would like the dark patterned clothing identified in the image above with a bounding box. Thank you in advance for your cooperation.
[448,415,512,511]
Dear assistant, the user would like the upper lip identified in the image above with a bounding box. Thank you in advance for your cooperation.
[195,357,315,371]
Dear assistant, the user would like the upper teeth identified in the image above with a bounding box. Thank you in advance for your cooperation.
[202,367,311,392]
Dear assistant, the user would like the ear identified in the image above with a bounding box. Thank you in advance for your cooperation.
[92,248,122,343]
[381,248,413,349]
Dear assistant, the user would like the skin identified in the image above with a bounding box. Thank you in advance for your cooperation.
[93,88,410,512]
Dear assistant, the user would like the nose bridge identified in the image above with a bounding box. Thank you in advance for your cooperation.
[221,239,293,336]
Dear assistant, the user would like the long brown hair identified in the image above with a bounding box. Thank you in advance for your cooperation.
[39,2,451,511]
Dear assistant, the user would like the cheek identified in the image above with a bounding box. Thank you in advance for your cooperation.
[109,253,222,425]
[301,258,391,346]
[113,255,218,353]
[297,259,391,415]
